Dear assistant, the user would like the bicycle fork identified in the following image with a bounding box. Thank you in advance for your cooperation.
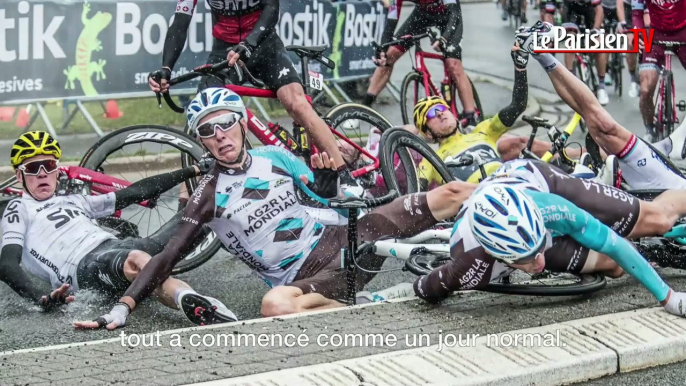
[268,122,312,159]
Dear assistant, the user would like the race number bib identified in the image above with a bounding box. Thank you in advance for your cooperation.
[309,71,323,90]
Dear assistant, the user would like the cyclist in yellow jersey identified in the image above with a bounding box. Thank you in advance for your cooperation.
[414,42,585,189]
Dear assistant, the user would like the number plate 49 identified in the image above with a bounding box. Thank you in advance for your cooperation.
[309,71,323,91]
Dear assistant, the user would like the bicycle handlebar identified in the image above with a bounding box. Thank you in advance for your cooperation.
[328,190,399,210]
[521,114,581,164]
[373,29,438,51]
[155,61,266,113]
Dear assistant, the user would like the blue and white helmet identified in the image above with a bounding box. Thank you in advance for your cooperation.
[466,183,546,264]
[186,88,247,134]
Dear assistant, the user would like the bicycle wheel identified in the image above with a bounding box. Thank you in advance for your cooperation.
[405,251,607,296]
[324,102,400,191]
[379,128,454,194]
[662,72,675,140]
[613,53,623,97]
[80,125,222,275]
[574,58,592,93]
[625,189,667,201]
[400,71,433,126]
[469,75,485,122]
[587,57,599,94]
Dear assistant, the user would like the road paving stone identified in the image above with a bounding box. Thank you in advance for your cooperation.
[5,271,686,385]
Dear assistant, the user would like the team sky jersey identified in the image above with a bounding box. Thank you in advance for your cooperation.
[387,0,457,20]
[633,0,686,31]
[176,0,264,44]
[177,146,347,288]
[418,114,508,185]
[0,193,117,291]
[414,159,668,303]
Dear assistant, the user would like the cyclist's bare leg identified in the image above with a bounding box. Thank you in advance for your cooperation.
[260,286,343,317]
[521,0,527,14]
[639,69,659,128]
[543,10,554,23]
[564,53,575,71]
[626,35,638,79]
[580,251,624,278]
[124,250,191,310]
[277,84,346,169]
[596,53,607,81]
[366,47,405,99]
[445,58,476,113]
[629,191,686,238]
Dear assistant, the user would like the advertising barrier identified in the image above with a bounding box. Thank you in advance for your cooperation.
[0,0,386,104]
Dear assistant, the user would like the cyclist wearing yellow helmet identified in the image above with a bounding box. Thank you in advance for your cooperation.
[10,131,63,201]
[414,45,583,189]
[2,131,237,326]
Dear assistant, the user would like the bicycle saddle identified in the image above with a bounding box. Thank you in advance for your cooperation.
[286,45,327,56]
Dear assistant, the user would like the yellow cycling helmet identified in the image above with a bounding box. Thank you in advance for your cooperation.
[413,96,448,133]
[10,131,62,168]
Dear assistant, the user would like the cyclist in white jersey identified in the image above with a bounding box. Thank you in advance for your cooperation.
[78,88,475,330]
[2,131,236,326]
[519,22,686,190]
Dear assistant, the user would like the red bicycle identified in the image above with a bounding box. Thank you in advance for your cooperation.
[652,41,686,142]
[156,45,400,190]
[0,126,221,274]
[374,29,483,130]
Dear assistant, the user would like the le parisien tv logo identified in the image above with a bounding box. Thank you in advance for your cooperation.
[533,26,655,53]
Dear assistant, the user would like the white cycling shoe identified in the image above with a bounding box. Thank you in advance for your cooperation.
[596,155,621,188]
[597,89,609,106]
[178,291,238,326]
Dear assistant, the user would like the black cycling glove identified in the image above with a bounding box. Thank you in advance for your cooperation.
[149,68,171,84]
[511,49,529,70]
[230,42,254,63]
[195,156,215,175]
[307,168,340,199]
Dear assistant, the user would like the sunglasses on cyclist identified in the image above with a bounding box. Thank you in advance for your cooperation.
[426,104,448,120]
[18,159,60,176]
[196,112,242,139]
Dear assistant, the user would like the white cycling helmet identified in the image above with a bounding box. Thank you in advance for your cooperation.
[466,183,546,264]
[187,88,247,134]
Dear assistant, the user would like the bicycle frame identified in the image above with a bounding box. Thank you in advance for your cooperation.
[373,229,451,259]
[226,84,380,179]
[2,166,151,211]
[411,47,459,118]
[655,44,678,130]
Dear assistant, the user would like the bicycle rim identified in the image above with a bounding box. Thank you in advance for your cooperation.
[484,271,606,296]
[401,72,431,126]
[379,128,453,194]
[80,125,222,274]
[324,102,398,192]
[664,72,674,138]
[615,54,623,97]
[405,253,606,296]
